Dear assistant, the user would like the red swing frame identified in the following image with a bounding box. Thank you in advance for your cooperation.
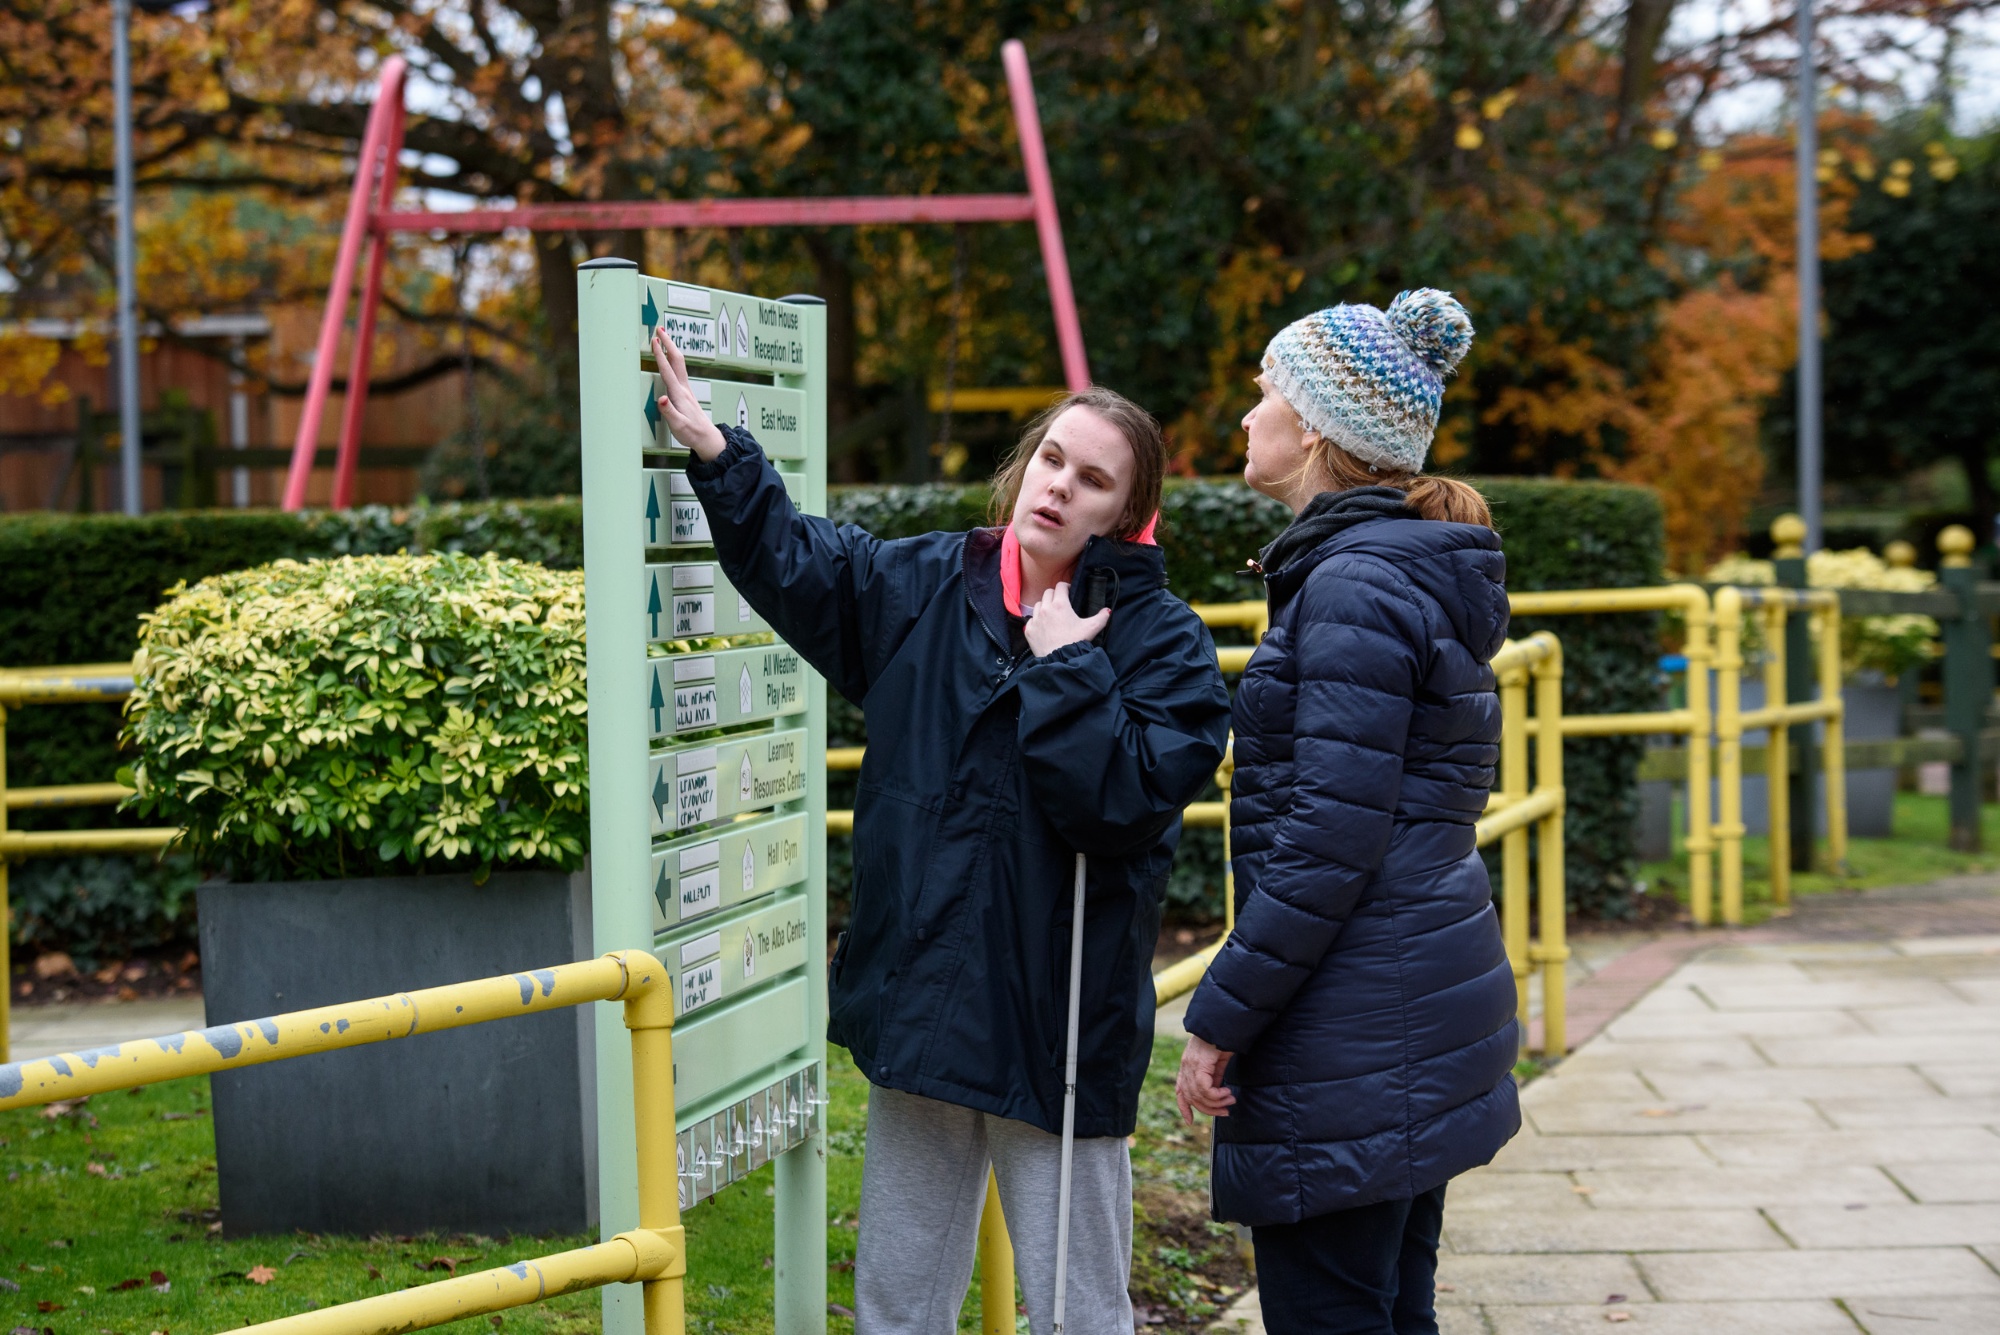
[282,39,1090,510]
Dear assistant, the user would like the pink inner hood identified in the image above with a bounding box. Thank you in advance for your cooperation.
[1000,512,1159,617]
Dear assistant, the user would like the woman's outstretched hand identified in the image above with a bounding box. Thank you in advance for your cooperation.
[1176,1034,1237,1127]
[1023,583,1111,657]
[652,327,727,462]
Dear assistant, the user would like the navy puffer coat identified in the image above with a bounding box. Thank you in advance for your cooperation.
[688,427,1232,1138]
[1182,491,1521,1226]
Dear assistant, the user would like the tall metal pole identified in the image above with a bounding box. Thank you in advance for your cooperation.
[112,0,144,516]
[1795,0,1822,554]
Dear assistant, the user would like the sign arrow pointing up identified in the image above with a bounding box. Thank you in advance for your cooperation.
[653,764,673,823]
[647,572,663,639]
[644,480,661,545]
[649,668,666,734]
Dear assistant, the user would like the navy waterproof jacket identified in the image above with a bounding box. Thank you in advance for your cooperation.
[1182,498,1521,1226]
[688,427,1232,1138]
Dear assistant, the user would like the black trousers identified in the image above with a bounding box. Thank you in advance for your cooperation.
[1251,1185,1448,1335]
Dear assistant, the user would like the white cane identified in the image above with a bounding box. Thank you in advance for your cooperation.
[1051,565,1116,1335]
[1052,847,1087,1335]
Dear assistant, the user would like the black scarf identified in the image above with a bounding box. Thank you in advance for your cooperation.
[1257,486,1418,578]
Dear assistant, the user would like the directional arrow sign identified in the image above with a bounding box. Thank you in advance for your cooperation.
[646,729,807,837]
[640,279,808,375]
[652,764,674,826]
[635,373,806,460]
[641,288,659,336]
[660,892,810,1022]
[645,563,770,642]
[649,646,805,739]
[649,670,666,735]
[643,469,805,550]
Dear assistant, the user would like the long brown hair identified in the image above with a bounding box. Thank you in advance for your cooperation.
[988,387,1166,541]
[1309,436,1492,528]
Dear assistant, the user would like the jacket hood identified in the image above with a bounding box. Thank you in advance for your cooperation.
[1265,496,1508,662]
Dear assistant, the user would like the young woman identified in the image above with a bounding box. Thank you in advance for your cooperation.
[654,328,1231,1335]
[1173,291,1519,1335]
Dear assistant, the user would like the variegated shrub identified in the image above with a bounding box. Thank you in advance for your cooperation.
[120,553,587,882]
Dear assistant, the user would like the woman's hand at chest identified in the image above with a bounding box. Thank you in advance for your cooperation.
[1024,582,1111,657]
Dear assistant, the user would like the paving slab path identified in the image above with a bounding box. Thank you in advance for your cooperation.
[1210,878,2000,1334]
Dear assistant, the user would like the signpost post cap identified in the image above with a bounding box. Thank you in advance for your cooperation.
[777,294,827,305]
[580,257,639,271]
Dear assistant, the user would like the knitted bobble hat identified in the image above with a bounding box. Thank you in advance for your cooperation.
[1261,288,1474,475]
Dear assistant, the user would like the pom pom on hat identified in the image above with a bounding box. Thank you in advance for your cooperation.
[1386,289,1474,374]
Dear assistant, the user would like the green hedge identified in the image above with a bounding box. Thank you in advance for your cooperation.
[1,475,1662,959]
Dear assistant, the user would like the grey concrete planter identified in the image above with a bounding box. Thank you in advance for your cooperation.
[198,870,596,1237]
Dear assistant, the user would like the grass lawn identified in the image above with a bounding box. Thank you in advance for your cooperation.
[3,1038,1240,1335]
[1635,791,2000,924]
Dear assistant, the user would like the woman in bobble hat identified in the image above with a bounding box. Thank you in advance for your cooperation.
[1174,290,1518,1335]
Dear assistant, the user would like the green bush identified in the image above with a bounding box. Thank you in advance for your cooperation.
[7,854,203,969]
[1484,478,1666,919]
[120,553,589,882]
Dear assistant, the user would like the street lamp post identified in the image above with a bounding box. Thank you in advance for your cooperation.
[1795,0,1822,554]
[112,0,142,516]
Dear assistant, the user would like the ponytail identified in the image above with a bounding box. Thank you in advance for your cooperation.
[1308,437,1493,529]
[1402,475,1492,526]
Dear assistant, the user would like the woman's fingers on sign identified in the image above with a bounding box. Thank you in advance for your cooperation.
[651,328,726,460]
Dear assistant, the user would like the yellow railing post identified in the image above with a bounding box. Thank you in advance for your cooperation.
[1763,599,1793,912]
[1818,601,1849,871]
[1498,658,1532,1026]
[1713,588,1746,926]
[1681,588,1715,928]
[1,698,10,1065]
[1529,636,1569,1055]
[977,1169,1016,1335]
[621,950,687,1335]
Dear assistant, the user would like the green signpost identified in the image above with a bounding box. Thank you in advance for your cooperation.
[579,258,828,1335]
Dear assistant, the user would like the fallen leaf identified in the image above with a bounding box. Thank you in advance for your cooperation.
[365,1265,381,1280]
[826,1304,856,1320]
[1605,1294,1627,1304]
[1437,1284,1456,1293]
[76,1285,96,1295]
[1571,1185,1595,1195]
[34,1305,62,1315]
[34,952,77,981]
[113,1279,144,1291]
[149,1272,167,1286]
[829,1260,854,1273]
[87,1162,109,1177]
[93,962,123,985]
[1639,1107,1677,1118]
[1606,1313,1632,1324]
[421,1257,479,1276]
[246,1265,276,1286]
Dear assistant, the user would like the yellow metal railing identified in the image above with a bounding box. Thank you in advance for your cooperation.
[0,664,179,1062]
[1711,583,1846,923]
[0,950,688,1335]
[1505,584,1716,922]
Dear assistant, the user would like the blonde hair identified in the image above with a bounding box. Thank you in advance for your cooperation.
[989,387,1166,541]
